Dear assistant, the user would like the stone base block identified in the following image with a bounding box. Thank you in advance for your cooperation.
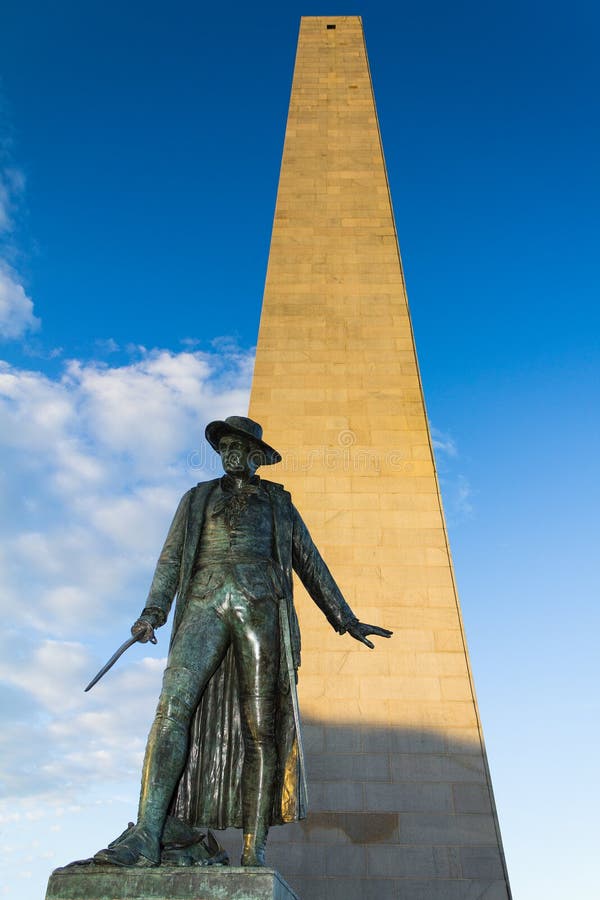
[45,864,299,900]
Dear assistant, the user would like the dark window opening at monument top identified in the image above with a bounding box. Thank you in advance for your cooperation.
[327,24,336,30]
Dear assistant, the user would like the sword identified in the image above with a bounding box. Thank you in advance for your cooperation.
[84,631,157,692]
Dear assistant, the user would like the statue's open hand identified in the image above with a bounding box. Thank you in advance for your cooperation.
[346,620,393,649]
[131,618,158,644]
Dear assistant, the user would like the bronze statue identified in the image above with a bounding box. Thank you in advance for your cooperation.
[93,416,391,868]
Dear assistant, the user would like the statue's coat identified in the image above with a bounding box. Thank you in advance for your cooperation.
[142,478,355,829]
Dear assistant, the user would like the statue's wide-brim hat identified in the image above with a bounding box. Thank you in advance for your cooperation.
[205,416,282,465]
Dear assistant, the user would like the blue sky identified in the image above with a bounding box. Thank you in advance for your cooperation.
[0,2,598,898]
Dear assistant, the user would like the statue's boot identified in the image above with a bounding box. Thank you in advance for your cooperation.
[241,825,269,867]
[96,687,193,867]
[94,824,160,867]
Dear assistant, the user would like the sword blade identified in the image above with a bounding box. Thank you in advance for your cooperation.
[84,634,140,692]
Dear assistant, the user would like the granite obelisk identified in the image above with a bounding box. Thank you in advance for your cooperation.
[248,15,511,899]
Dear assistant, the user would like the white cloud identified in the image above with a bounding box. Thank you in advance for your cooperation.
[0,344,253,805]
[431,426,458,458]
[0,165,40,339]
[0,166,25,234]
[453,473,474,518]
[0,638,164,801]
[430,426,475,522]
[0,180,11,232]
[94,337,119,354]
[0,265,40,339]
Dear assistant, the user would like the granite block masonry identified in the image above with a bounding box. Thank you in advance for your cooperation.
[248,14,512,899]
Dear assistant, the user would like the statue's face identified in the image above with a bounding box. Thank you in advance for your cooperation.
[218,435,259,478]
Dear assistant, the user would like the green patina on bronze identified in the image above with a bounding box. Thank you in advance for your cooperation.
[46,864,300,900]
[58,416,391,875]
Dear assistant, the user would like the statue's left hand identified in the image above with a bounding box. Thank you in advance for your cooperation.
[346,620,393,649]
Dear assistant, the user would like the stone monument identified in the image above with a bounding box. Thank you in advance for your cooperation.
[247,14,512,900]
[47,13,512,900]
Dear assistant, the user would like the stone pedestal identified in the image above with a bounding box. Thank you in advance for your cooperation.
[45,865,299,900]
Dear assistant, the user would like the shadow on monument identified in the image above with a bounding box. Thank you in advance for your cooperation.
[212,717,511,900]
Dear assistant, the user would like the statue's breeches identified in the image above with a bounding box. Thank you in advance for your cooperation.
[139,579,281,837]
